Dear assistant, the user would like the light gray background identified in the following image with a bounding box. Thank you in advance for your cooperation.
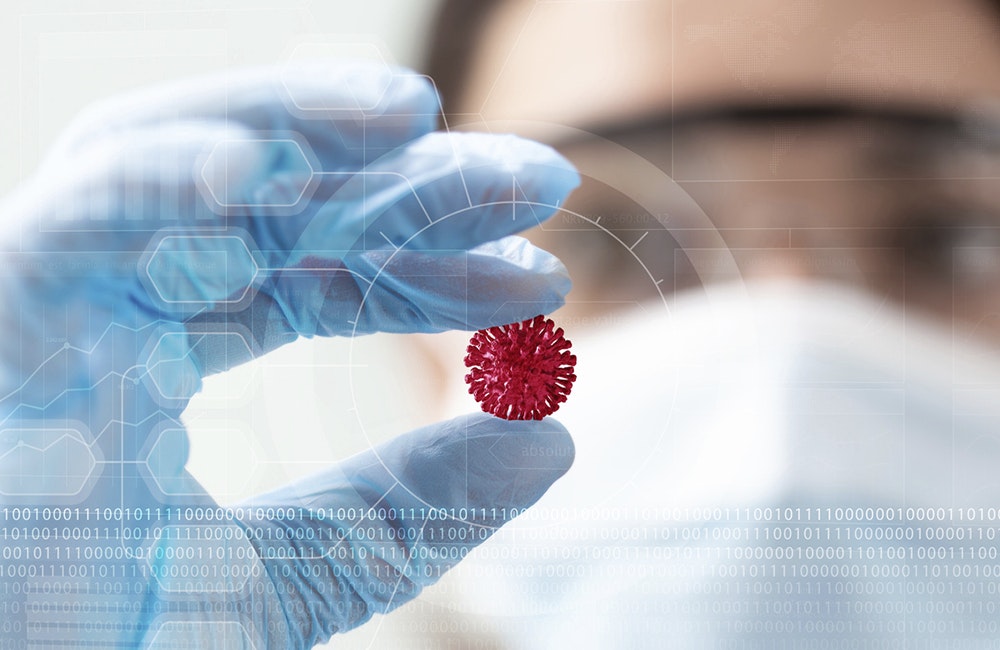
[0,0,440,194]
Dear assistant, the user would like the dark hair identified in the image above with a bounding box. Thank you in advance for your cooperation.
[424,0,503,116]
[425,0,1000,116]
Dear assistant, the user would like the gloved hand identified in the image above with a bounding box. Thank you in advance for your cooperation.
[0,60,578,648]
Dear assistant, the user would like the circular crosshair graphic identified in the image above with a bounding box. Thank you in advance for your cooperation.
[339,123,730,525]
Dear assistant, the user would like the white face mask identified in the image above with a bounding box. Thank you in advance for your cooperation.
[388,281,1000,649]
[628,283,1000,507]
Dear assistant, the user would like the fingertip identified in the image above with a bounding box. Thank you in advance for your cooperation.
[280,60,439,134]
[510,137,581,213]
[461,411,575,484]
[404,132,579,208]
[492,133,581,219]
[389,68,442,130]
[352,412,573,516]
[466,237,572,327]
[344,131,580,254]
[503,236,573,299]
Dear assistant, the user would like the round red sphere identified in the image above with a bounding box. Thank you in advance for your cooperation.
[464,315,577,421]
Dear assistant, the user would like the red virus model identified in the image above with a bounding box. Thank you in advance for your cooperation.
[464,315,577,421]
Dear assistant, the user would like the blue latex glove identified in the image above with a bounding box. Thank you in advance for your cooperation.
[0,60,578,648]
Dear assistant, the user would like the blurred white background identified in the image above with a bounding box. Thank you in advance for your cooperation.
[0,0,439,192]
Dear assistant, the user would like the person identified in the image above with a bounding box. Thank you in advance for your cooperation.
[8,2,1000,648]
[0,59,581,648]
[327,0,1000,647]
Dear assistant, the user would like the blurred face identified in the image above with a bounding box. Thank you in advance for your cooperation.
[453,0,1000,342]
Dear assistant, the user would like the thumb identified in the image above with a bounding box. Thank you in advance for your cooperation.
[235,412,574,647]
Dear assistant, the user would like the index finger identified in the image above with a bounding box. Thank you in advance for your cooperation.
[45,59,439,170]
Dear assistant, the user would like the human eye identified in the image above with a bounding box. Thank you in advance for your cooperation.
[890,204,1000,287]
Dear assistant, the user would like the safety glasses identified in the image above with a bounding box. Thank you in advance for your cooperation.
[541,103,1000,340]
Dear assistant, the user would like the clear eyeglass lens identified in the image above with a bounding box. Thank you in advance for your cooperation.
[555,114,1000,330]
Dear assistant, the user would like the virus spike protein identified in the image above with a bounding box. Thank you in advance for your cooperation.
[464,315,577,421]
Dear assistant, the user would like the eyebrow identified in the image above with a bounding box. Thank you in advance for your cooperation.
[563,102,972,147]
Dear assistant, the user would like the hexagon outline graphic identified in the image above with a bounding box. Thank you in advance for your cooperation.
[145,619,256,650]
[0,424,99,498]
[144,235,259,305]
[142,423,259,497]
[280,41,393,113]
[199,138,316,208]
[144,330,254,402]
